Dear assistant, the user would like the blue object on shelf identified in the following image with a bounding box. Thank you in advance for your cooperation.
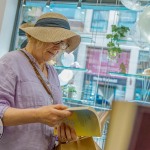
[96,95,110,105]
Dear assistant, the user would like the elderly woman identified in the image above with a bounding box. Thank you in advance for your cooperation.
[0,12,81,150]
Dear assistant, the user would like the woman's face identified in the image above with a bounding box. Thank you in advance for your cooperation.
[27,37,68,63]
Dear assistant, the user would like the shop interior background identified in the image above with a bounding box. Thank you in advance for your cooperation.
[1,0,150,149]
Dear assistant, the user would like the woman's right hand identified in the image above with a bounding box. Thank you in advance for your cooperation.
[36,104,71,127]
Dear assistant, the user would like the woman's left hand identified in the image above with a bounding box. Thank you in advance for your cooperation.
[57,123,77,143]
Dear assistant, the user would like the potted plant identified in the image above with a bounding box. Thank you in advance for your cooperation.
[106,25,130,60]
[67,84,77,98]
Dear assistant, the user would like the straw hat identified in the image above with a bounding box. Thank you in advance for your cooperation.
[19,12,81,53]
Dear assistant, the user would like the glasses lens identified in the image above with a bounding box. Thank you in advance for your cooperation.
[53,41,69,50]
[60,42,69,50]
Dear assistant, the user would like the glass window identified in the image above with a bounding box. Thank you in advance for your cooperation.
[135,50,150,101]
[137,50,150,74]
[91,10,109,33]
[43,7,76,19]
[81,47,131,103]
[118,10,137,29]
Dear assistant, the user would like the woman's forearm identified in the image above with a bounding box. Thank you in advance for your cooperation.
[2,107,38,126]
[2,104,72,127]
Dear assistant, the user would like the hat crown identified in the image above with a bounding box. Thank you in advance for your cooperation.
[38,12,68,22]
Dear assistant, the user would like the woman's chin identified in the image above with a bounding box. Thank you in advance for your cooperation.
[45,56,54,62]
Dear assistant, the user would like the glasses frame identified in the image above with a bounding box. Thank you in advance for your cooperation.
[52,41,69,50]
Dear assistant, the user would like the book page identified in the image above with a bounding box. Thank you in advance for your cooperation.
[97,111,110,130]
[63,107,101,136]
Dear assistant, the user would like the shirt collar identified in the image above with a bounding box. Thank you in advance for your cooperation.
[21,49,49,70]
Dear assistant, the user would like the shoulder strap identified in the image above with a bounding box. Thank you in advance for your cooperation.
[20,50,54,103]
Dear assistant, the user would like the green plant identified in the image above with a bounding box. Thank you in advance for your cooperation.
[106,25,130,59]
[67,84,77,93]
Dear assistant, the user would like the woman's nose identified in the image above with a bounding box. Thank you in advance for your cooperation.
[53,45,61,50]
[53,47,61,54]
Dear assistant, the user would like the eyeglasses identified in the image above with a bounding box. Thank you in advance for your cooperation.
[52,41,69,50]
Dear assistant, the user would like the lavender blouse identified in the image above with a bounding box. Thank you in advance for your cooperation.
[0,49,62,150]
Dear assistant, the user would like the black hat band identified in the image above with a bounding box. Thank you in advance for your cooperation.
[35,18,70,30]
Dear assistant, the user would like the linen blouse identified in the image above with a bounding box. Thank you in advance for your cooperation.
[0,49,62,150]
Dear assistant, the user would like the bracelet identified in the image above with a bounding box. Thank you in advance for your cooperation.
[0,119,3,139]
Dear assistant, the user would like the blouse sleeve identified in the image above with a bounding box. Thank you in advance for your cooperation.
[0,61,16,119]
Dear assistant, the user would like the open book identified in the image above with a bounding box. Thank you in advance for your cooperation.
[55,106,110,137]
[104,101,150,150]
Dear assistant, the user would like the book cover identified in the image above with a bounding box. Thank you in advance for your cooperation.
[104,101,137,150]
[128,105,150,150]
[104,101,150,150]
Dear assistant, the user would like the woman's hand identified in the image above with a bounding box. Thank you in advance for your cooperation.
[57,123,77,143]
[36,104,72,127]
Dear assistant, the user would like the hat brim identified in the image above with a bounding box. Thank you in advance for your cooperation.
[19,23,81,53]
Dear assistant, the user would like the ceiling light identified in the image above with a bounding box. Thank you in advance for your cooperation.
[46,0,51,8]
[28,8,31,11]
[77,1,82,9]
[22,0,26,7]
